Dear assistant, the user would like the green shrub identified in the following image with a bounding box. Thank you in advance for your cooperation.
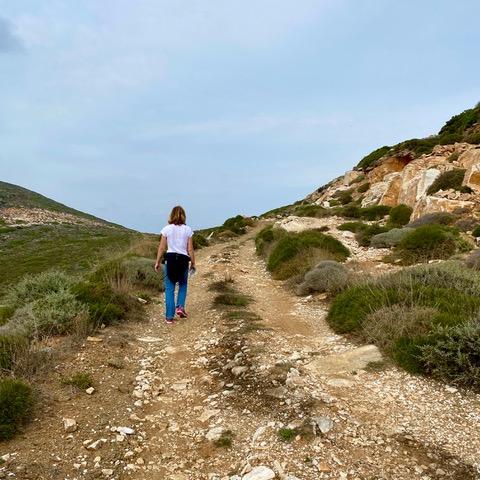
[357,146,391,170]
[395,225,462,263]
[293,204,329,218]
[388,204,413,227]
[0,379,34,440]
[419,320,480,388]
[440,105,480,136]
[334,190,354,205]
[408,212,455,227]
[338,222,389,247]
[296,261,352,296]
[472,225,480,237]
[278,428,297,442]
[222,215,251,235]
[4,271,75,309]
[336,204,361,218]
[465,131,480,144]
[121,256,163,291]
[360,205,392,221]
[357,182,370,193]
[192,232,208,249]
[61,372,94,390]
[447,152,461,163]
[337,222,365,233]
[466,250,480,271]
[427,169,466,195]
[9,291,88,337]
[327,284,399,333]
[267,230,349,279]
[370,228,414,248]
[255,225,279,256]
[71,282,134,326]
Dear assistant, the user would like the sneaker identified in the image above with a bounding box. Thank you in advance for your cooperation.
[175,306,188,318]
[165,318,175,325]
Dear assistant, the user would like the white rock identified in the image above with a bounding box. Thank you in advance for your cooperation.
[63,418,77,433]
[102,469,114,476]
[232,366,248,376]
[312,416,334,434]
[205,427,225,442]
[84,438,107,450]
[199,409,220,423]
[242,466,275,480]
[117,426,135,435]
[86,387,95,395]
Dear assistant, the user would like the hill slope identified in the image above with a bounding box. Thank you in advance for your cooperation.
[0,181,141,292]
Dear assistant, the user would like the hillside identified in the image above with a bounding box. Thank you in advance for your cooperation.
[0,180,123,227]
[0,181,141,291]
[307,103,480,220]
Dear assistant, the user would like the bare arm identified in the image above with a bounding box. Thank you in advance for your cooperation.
[188,237,195,268]
[154,236,167,272]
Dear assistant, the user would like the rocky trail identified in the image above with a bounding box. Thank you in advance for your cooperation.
[2,228,480,480]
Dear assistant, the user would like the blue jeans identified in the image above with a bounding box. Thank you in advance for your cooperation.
[163,265,188,319]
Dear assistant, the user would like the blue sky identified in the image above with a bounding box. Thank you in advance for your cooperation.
[1,1,479,231]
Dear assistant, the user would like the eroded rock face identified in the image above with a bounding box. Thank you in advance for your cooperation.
[308,143,480,219]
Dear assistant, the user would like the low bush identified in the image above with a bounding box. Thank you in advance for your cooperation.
[0,306,15,326]
[395,225,461,263]
[267,230,350,280]
[334,189,354,205]
[213,292,252,307]
[466,250,480,271]
[360,205,392,221]
[336,204,361,218]
[447,152,461,163]
[388,204,413,227]
[222,215,252,235]
[9,291,88,337]
[71,281,137,327]
[61,372,94,390]
[408,212,455,228]
[370,228,414,248]
[192,232,208,249]
[4,271,75,309]
[357,146,391,170]
[357,182,370,193]
[327,262,480,385]
[293,204,329,218]
[427,169,466,195]
[455,218,478,232]
[296,261,352,296]
[465,131,480,144]
[420,320,480,388]
[472,225,480,237]
[0,379,34,440]
[338,222,389,247]
[0,332,29,371]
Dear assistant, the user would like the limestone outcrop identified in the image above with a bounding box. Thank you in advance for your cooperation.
[308,143,480,220]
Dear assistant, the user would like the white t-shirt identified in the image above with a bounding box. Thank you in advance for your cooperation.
[161,224,193,256]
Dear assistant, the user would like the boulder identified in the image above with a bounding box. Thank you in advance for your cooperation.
[412,196,475,220]
[242,466,276,480]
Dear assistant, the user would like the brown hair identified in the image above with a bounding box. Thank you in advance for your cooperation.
[168,205,187,225]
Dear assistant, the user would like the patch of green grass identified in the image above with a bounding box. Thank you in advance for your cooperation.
[278,427,297,442]
[213,292,252,307]
[293,204,330,218]
[61,372,94,390]
[208,279,235,293]
[0,378,34,440]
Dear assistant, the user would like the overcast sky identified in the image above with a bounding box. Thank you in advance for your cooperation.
[1,1,479,231]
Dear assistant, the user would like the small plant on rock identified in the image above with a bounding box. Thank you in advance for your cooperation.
[61,372,94,390]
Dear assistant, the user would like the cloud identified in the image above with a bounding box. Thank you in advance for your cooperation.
[0,16,23,53]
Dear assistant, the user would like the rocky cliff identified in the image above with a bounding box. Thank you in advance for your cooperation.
[308,105,480,220]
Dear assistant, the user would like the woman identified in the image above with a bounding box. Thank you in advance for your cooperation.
[155,206,196,324]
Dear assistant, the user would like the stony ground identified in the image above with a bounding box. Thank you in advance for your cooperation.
[1,227,480,480]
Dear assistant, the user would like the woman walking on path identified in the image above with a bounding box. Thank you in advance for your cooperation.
[155,206,196,324]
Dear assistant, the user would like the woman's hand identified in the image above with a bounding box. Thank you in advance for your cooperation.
[154,261,161,272]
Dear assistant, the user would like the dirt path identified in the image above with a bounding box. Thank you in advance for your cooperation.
[1,229,480,480]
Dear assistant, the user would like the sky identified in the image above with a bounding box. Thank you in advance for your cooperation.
[1,1,479,232]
